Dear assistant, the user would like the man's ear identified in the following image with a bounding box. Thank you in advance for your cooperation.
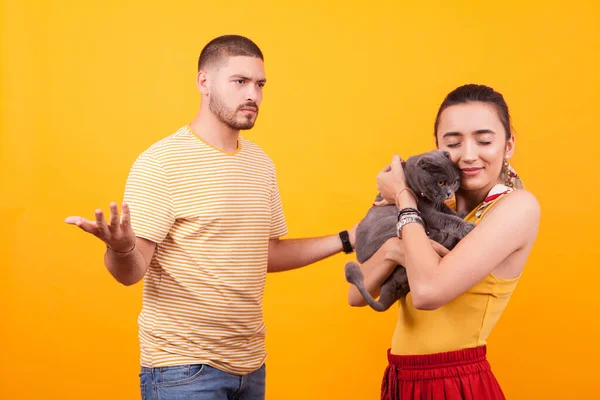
[197,70,210,97]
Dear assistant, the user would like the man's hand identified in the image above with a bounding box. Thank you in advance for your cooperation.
[65,202,136,252]
[66,202,155,286]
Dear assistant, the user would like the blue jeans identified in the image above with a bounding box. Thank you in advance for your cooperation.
[139,364,266,400]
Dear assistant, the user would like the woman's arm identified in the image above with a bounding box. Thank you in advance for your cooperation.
[348,238,404,307]
[347,238,450,307]
[377,156,540,310]
[400,190,539,309]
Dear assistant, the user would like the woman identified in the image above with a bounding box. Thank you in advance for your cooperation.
[348,84,540,399]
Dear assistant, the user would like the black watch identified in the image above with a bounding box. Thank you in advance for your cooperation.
[339,230,354,254]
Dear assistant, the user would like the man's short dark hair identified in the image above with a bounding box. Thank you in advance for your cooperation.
[198,35,264,71]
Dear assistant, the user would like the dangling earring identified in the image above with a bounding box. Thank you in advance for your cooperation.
[502,158,514,189]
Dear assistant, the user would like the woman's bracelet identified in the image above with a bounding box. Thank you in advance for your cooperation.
[397,207,421,221]
[395,187,419,208]
[396,214,425,239]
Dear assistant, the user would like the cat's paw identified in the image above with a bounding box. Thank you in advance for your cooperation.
[460,222,475,236]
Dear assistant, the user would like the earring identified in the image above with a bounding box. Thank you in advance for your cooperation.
[502,158,513,189]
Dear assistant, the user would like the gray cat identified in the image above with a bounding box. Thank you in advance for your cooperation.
[345,150,474,311]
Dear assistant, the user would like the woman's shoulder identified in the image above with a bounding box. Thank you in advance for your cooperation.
[486,188,540,223]
[502,188,540,211]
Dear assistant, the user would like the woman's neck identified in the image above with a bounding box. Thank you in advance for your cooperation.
[455,179,503,215]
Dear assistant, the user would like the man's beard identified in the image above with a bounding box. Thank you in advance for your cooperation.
[209,93,258,130]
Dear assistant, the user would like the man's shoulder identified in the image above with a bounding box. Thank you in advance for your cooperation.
[142,126,191,157]
[126,126,192,172]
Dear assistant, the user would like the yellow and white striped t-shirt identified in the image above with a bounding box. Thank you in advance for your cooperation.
[123,125,287,375]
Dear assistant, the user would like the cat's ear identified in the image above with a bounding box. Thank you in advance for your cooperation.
[417,158,434,169]
[442,151,451,159]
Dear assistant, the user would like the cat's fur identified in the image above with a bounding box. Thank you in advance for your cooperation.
[345,150,475,311]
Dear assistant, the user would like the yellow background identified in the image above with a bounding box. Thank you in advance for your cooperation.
[2,1,599,399]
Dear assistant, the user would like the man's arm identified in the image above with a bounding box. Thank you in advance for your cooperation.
[267,227,356,272]
[104,236,156,286]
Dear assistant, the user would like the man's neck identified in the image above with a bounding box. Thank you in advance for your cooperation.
[189,108,240,154]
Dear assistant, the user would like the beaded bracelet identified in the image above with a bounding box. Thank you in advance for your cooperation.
[397,207,421,221]
[395,187,419,208]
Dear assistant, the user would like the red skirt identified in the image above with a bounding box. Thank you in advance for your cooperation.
[381,346,506,400]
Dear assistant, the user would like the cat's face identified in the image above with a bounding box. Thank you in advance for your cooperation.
[406,150,461,203]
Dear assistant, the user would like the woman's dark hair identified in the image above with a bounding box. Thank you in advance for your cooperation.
[434,84,512,145]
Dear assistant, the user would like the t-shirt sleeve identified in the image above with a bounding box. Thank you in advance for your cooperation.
[269,165,288,239]
[123,151,175,244]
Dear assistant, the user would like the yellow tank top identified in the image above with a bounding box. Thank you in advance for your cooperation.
[391,184,520,355]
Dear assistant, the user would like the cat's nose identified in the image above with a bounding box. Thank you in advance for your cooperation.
[446,191,453,199]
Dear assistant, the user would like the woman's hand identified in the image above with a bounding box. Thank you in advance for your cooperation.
[383,238,449,265]
[375,154,412,207]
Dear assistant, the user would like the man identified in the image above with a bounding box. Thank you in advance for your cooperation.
[65,35,356,399]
